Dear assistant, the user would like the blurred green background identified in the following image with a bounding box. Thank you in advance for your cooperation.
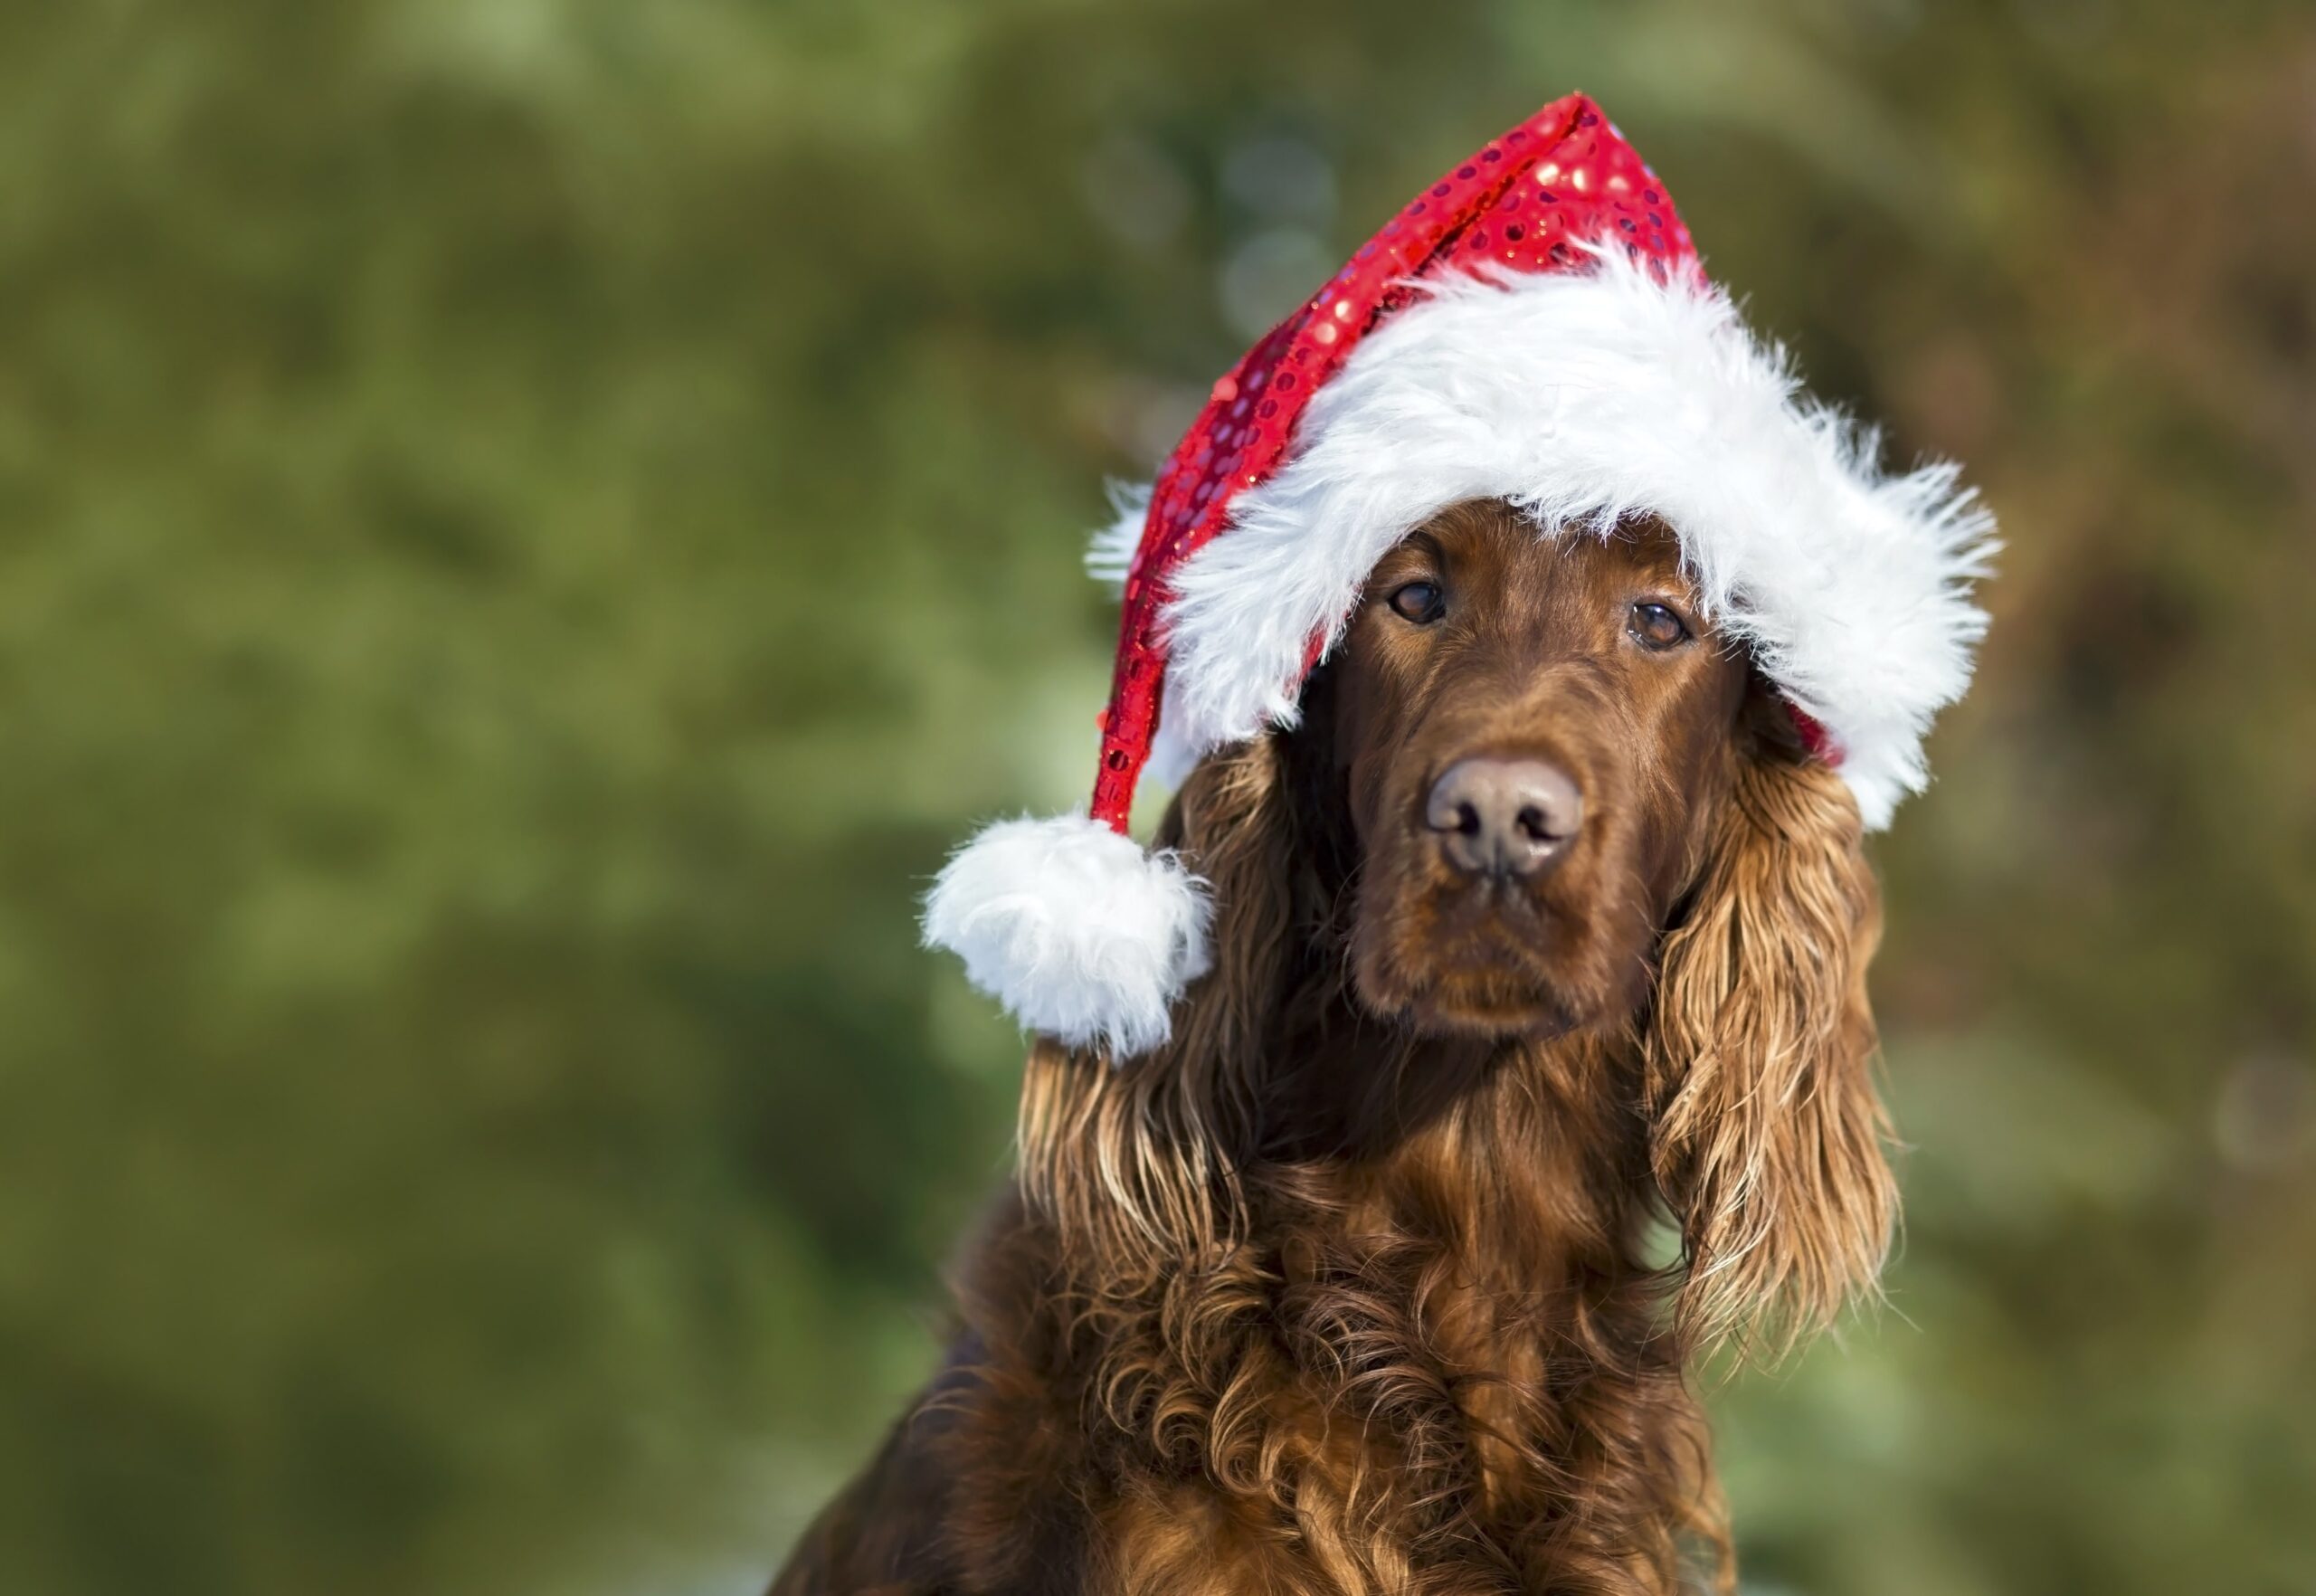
[2,1,2312,1591]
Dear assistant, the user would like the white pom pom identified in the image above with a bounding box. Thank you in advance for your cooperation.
[921,814,1210,1059]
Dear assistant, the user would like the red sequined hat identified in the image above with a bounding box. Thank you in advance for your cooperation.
[926,93,1993,1059]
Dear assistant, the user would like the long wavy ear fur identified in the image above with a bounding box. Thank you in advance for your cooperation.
[1645,743,1895,1358]
[1015,736,1298,1281]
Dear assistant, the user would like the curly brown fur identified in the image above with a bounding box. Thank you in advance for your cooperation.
[774,502,1890,1596]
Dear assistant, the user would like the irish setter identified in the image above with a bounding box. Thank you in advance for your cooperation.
[774,498,1892,1594]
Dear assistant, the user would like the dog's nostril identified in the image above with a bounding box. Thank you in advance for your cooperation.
[1426,756,1584,879]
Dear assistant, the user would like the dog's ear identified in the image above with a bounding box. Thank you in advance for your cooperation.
[1643,734,1895,1357]
[1016,735,1299,1278]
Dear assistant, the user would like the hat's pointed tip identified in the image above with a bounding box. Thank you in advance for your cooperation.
[922,813,1210,1061]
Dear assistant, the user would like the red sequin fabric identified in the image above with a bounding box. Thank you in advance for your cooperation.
[1093,94,1698,831]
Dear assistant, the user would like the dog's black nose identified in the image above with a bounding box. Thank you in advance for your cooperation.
[1425,757,1583,879]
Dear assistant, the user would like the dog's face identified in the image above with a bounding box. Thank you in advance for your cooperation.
[1321,500,1752,1037]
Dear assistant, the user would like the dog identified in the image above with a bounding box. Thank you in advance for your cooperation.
[772,498,1894,1594]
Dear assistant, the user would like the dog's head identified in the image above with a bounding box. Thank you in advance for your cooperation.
[1026,499,1893,1352]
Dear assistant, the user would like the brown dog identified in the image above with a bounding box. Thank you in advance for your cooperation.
[773,499,1892,1594]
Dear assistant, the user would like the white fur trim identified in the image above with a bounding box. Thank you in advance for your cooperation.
[922,813,1210,1058]
[1143,248,1994,830]
[1143,670,1201,793]
[1085,480,1151,589]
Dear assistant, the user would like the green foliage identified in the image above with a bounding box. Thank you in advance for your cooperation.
[0,2,2308,1591]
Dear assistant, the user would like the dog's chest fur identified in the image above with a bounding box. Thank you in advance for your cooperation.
[925,1050,1716,1596]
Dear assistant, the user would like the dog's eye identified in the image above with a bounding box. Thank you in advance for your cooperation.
[1628,602,1691,651]
[1388,582,1445,624]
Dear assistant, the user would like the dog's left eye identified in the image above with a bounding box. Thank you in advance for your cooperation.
[1628,602,1691,651]
[1389,582,1445,624]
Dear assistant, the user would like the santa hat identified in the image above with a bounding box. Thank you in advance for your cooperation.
[924,93,1994,1059]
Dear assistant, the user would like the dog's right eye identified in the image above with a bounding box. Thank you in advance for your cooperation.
[1388,582,1445,624]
